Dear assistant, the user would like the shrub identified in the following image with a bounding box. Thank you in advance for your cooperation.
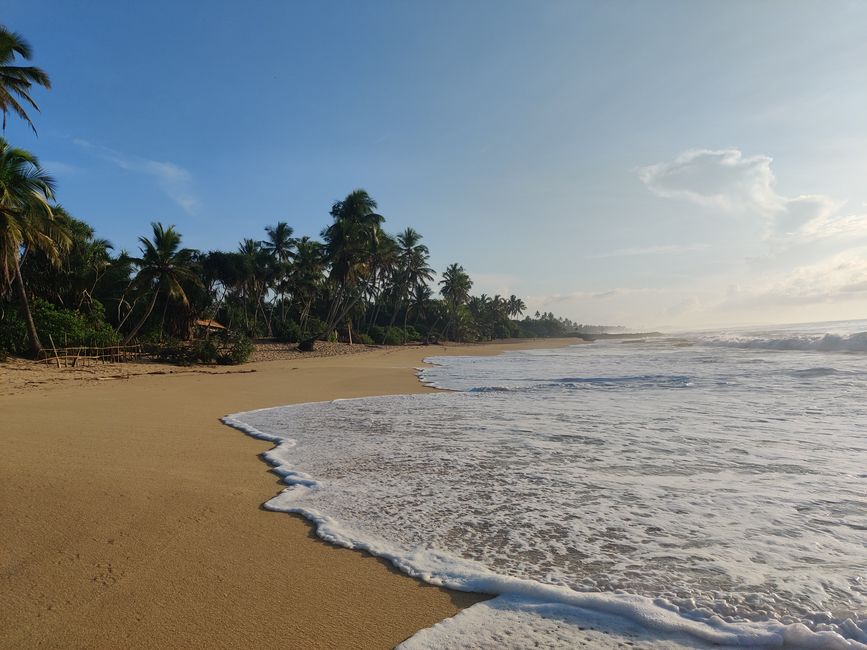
[274,319,302,343]
[191,338,218,364]
[0,307,26,355]
[0,299,119,355]
[382,326,404,346]
[297,338,316,352]
[216,336,253,365]
[356,333,374,345]
[367,325,385,344]
[302,316,327,339]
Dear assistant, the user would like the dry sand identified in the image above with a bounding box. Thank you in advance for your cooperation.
[1,339,577,649]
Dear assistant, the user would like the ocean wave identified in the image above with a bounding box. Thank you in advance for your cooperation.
[699,332,867,352]
[222,399,867,650]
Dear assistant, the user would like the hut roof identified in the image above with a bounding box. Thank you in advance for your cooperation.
[194,319,226,330]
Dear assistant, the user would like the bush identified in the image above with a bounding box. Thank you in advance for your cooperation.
[403,325,421,342]
[0,299,119,355]
[216,336,253,365]
[302,316,327,339]
[274,319,302,343]
[356,333,374,345]
[367,325,385,344]
[0,307,26,355]
[297,338,316,352]
[382,326,405,346]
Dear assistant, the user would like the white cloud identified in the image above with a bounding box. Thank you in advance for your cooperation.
[639,149,782,215]
[589,243,709,259]
[74,138,201,214]
[723,248,867,308]
[638,148,867,244]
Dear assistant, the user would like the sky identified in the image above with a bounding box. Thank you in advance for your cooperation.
[4,0,867,330]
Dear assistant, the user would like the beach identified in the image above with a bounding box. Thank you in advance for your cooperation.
[0,339,574,649]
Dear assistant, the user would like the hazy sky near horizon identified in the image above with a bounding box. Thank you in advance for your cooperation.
[5,1,867,329]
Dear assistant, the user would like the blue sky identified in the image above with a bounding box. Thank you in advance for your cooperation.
[5,1,867,328]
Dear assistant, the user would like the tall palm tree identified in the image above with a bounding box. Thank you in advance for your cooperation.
[439,263,472,341]
[0,137,68,356]
[288,236,325,335]
[0,26,51,133]
[320,189,384,339]
[261,222,295,325]
[386,227,433,339]
[122,223,199,344]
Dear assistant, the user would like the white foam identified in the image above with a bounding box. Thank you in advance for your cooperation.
[222,328,867,648]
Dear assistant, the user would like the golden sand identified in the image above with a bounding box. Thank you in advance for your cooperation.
[1,339,575,649]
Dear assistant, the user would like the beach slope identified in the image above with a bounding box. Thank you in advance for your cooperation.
[1,340,572,649]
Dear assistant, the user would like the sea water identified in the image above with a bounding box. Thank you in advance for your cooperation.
[224,321,867,648]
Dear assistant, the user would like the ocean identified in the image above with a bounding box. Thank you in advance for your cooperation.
[224,321,867,648]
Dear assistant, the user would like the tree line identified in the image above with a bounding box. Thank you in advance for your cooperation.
[0,24,588,362]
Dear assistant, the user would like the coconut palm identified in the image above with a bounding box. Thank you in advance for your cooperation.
[0,137,69,356]
[262,221,295,263]
[288,235,325,335]
[0,26,51,133]
[507,294,526,318]
[122,223,199,344]
[385,227,433,340]
[320,189,384,339]
[439,263,472,340]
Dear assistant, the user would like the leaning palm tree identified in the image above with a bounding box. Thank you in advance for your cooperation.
[0,137,68,356]
[121,223,199,344]
[0,26,51,133]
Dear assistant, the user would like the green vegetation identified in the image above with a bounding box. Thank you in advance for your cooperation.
[0,24,603,364]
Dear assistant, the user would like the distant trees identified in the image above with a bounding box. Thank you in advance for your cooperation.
[0,25,595,361]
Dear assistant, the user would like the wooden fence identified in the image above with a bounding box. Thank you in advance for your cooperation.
[43,336,144,367]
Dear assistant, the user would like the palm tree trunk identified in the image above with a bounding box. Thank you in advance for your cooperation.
[122,289,160,345]
[13,260,43,358]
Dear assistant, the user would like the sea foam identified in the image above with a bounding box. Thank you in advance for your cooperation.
[223,324,867,648]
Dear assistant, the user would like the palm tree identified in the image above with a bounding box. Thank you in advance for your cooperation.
[386,227,433,340]
[288,235,324,335]
[122,223,199,344]
[0,26,51,133]
[439,263,472,340]
[0,137,68,356]
[320,189,384,340]
[507,294,526,318]
[262,221,295,262]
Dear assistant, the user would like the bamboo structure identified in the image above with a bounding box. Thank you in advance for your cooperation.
[42,343,144,367]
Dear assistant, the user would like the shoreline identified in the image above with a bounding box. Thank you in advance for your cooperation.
[1,338,578,649]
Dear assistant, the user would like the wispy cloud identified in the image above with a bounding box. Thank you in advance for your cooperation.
[638,148,867,244]
[589,243,709,259]
[73,138,201,214]
[42,160,83,176]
